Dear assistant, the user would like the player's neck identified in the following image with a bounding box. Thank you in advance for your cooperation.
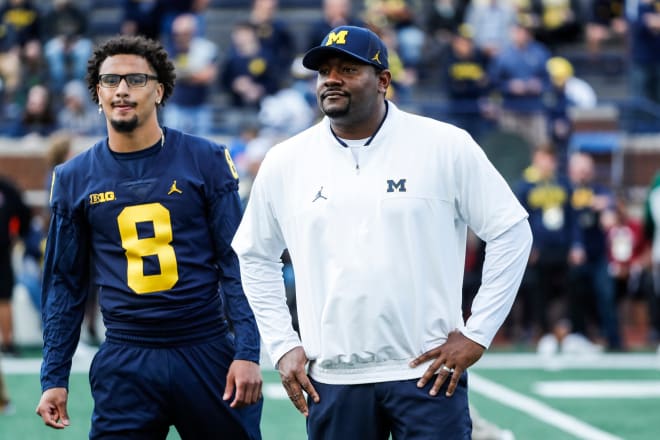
[107,122,164,153]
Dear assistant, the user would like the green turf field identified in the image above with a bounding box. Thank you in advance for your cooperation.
[2,352,660,439]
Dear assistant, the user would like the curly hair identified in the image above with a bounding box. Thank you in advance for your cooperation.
[86,35,176,105]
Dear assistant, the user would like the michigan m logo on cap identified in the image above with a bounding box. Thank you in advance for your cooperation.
[325,30,348,46]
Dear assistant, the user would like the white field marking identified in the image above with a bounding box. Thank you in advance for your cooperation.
[470,373,622,440]
[534,380,660,398]
[474,352,660,370]
[263,383,289,400]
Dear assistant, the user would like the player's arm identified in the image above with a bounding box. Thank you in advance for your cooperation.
[36,170,90,428]
[207,145,262,408]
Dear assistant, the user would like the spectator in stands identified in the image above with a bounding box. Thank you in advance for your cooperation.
[0,0,41,48]
[514,144,581,343]
[249,0,295,83]
[120,0,164,40]
[0,22,20,106]
[421,0,470,80]
[363,0,426,69]
[604,191,652,341]
[377,25,417,103]
[305,0,366,51]
[441,24,492,142]
[12,39,48,115]
[629,0,660,105]
[163,13,218,136]
[489,21,551,148]
[8,83,56,138]
[643,169,660,344]
[567,152,622,349]
[515,0,583,50]
[465,0,517,60]
[425,0,470,49]
[41,0,93,91]
[257,56,318,137]
[0,175,33,356]
[221,21,279,110]
[545,56,597,174]
[160,0,210,46]
[585,0,627,58]
[57,79,103,136]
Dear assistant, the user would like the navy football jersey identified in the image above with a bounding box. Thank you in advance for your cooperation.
[41,128,259,390]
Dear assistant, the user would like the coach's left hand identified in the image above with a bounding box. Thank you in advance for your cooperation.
[224,360,263,408]
[409,330,484,398]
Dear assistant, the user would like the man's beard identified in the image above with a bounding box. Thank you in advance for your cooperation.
[110,115,139,133]
[320,97,350,118]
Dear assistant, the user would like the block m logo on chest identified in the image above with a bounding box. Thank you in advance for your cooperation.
[386,179,407,192]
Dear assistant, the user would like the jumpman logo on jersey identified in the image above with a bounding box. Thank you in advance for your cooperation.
[312,186,327,202]
[168,180,183,195]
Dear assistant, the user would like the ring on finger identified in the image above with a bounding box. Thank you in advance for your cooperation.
[290,393,302,399]
[440,365,454,374]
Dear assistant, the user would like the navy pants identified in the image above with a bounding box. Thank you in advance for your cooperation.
[89,334,262,439]
[307,373,472,439]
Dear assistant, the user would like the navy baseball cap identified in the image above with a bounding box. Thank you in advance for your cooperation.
[302,26,389,71]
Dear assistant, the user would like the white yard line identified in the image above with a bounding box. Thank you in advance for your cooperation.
[533,380,660,398]
[470,373,623,440]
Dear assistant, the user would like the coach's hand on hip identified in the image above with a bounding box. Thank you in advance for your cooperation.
[278,346,320,417]
[409,330,485,397]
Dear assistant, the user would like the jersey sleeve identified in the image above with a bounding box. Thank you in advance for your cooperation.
[40,166,90,391]
[231,150,302,367]
[205,144,260,362]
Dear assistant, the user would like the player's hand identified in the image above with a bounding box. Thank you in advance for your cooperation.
[224,360,263,409]
[278,346,320,417]
[35,387,70,429]
[409,330,485,398]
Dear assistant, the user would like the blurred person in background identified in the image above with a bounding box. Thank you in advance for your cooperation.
[465,0,517,60]
[120,0,164,40]
[305,0,366,51]
[221,21,279,114]
[567,151,622,350]
[514,144,581,343]
[8,83,56,138]
[629,0,660,105]
[0,21,20,111]
[249,0,295,83]
[0,0,41,48]
[585,0,627,58]
[42,0,92,92]
[163,12,218,136]
[0,175,33,356]
[489,21,551,148]
[441,24,492,142]
[57,79,104,136]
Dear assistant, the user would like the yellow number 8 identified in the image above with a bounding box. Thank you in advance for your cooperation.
[117,203,178,294]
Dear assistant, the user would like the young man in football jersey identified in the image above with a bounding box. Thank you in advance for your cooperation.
[232,25,533,438]
[35,35,263,439]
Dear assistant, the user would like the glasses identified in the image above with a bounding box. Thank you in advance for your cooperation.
[98,73,159,88]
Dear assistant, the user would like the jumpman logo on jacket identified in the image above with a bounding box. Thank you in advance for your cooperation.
[312,186,327,202]
[168,180,183,195]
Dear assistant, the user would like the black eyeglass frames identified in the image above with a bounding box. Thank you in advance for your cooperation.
[98,73,159,88]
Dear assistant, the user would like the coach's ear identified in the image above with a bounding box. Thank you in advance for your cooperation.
[377,69,391,95]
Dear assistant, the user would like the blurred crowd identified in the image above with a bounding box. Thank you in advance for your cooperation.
[2,0,660,357]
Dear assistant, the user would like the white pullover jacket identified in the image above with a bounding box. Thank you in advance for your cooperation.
[232,102,532,384]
